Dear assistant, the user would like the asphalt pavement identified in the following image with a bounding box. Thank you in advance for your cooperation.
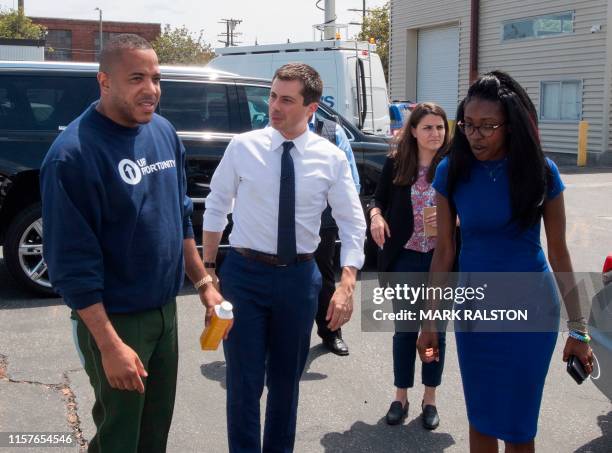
[0,168,611,452]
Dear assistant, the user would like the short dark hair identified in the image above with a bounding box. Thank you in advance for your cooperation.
[99,34,153,73]
[273,63,323,105]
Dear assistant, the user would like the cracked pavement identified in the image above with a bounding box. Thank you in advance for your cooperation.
[0,303,89,453]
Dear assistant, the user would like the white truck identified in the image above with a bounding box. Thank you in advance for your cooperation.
[207,40,390,136]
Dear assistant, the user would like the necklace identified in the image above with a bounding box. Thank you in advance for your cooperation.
[480,158,507,182]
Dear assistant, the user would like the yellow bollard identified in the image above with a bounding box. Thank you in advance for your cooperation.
[577,120,588,166]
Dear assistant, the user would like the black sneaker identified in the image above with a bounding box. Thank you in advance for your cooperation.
[385,400,408,425]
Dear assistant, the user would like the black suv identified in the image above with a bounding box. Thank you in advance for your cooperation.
[0,61,389,295]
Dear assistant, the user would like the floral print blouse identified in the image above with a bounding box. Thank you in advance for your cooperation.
[405,165,437,253]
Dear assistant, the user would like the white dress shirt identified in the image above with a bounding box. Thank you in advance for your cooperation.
[203,126,366,269]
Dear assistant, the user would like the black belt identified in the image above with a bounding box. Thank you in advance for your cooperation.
[233,247,314,267]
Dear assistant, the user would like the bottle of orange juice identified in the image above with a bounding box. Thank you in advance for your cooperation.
[200,301,233,350]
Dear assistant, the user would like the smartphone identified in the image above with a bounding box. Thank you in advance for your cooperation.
[567,355,588,384]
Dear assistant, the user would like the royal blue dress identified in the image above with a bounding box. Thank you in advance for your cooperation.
[432,156,565,443]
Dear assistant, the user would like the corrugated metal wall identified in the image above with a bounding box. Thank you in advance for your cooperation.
[389,0,471,104]
[478,0,608,155]
[0,45,44,61]
[607,0,612,155]
[390,0,609,155]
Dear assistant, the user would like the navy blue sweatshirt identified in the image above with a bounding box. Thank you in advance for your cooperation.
[41,103,194,313]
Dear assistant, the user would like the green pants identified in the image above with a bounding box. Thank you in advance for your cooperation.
[73,299,178,453]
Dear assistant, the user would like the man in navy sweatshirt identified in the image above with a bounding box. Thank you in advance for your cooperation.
[40,34,220,453]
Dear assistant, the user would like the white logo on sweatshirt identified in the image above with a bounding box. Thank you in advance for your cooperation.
[118,158,176,185]
[118,159,142,185]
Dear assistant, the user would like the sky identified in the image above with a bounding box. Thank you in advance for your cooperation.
[0,0,388,48]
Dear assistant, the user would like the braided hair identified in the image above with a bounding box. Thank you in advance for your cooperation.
[447,70,552,229]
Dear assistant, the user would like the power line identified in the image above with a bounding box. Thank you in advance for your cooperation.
[348,7,374,20]
[218,18,242,47]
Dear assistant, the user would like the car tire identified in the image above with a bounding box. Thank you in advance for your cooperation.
[4,203,56,296]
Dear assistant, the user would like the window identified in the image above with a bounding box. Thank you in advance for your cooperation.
[0,87,15,127]
[241,85,352,138]
[316,105,355,141]
[160,81,231,132]
[45,30,72,61]
[0,76,99,131]
[503,11,574,41]
[243,85,270,129]
[540,81,582,121]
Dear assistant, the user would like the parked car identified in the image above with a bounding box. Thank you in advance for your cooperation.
[388,100,416,136]
[0,61,389,295]
[589,254,612,400]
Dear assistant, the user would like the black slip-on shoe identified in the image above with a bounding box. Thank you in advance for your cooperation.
[421,403,440,430]
[322,335,349,356]
[385,401,408,425]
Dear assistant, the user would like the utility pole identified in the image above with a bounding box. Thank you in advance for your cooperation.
[94,7,103,56]
[218,18,242,47]
[16,0,24,36]
[348,1,371,25]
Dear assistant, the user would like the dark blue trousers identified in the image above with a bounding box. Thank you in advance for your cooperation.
[389,249,446,389]
[220,249,321,453]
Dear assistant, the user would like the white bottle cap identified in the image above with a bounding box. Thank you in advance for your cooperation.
[218,301,234,318]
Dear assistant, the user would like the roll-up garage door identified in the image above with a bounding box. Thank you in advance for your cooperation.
[417,25,460,119]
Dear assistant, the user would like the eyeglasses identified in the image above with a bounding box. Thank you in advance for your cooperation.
[456,121,505,138]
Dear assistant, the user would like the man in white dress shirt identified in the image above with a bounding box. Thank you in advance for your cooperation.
[201,63,366,453]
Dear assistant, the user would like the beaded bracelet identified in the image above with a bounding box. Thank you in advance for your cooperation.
[568,330,591,343]
[567,317,588,333]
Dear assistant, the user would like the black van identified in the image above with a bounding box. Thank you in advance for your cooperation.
[0,61,388,295]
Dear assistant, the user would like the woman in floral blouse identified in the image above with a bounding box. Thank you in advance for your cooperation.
[368,102,450,430]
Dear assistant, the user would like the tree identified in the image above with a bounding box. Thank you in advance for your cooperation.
[0,8,46,40]
[152,25,215,66]
[357,2,389,83]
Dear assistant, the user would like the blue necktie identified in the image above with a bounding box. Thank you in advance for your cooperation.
[277,141,296,264]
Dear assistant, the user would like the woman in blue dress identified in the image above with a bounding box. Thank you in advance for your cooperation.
[417,71,594,452]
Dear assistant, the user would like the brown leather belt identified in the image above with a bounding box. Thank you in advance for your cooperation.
[233,247,314,267]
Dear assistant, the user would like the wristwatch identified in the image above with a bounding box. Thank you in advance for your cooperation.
[204,262,216,269]
[194,275,214,291]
